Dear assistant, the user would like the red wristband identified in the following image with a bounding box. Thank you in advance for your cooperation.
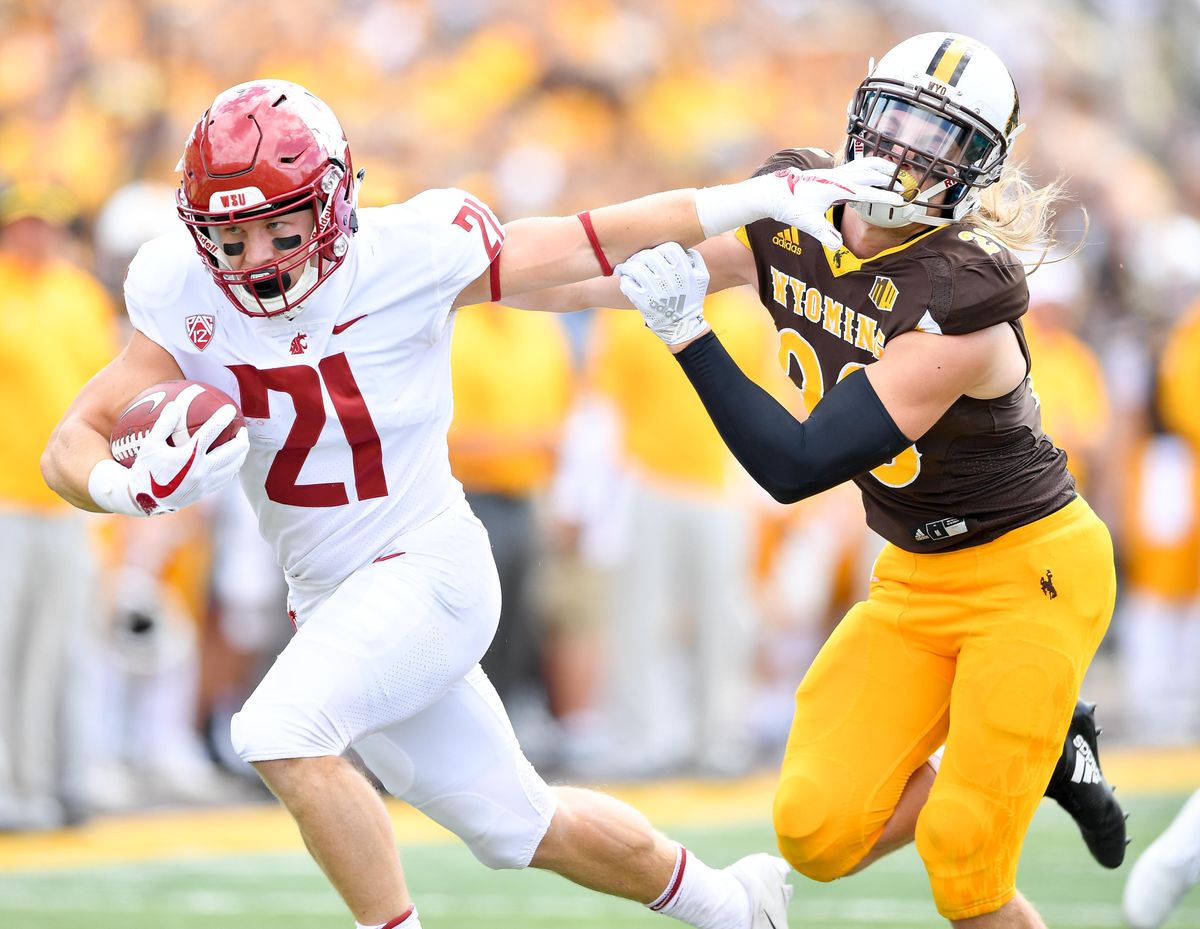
[577,210,614,277]
[488,250,502,302]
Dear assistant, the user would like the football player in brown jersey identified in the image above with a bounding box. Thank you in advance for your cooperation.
[613,30,1119,929]
[513,29,1125,929]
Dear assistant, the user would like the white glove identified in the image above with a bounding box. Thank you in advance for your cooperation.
[693,156,905,249]
[616,242,711,347]
[89,395,249,517]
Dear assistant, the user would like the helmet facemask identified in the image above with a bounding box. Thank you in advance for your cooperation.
[179,165,351,318]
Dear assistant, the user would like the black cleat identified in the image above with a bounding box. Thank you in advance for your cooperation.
[1045,699,1128,868]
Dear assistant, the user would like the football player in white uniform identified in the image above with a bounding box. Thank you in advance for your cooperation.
[42,80,905,929]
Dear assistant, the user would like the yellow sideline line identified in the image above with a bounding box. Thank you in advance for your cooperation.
[2,749,1198,873]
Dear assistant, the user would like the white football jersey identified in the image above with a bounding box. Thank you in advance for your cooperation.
[124,188,504,588]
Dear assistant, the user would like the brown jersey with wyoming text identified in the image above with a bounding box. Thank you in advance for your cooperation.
[741,148,1074,552]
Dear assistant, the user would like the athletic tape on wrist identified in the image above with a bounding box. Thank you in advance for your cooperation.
[648,846,688,911]
[693,176,772,239]
[87,458,143,517]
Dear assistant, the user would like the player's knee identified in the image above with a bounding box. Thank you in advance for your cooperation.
[422,791,552,870]
[467,826,537,871]
[773,770,861,882]
[913,785,990,876]
[915,784,1017,918]
[230,700,347,763]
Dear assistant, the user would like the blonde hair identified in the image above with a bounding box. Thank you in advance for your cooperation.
[966,161,1082,264]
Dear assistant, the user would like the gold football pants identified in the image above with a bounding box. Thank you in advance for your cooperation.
[773,496,1115,919]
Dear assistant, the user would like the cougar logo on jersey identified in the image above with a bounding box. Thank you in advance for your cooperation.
[185,314,215,350]
[868,276,899,312]
[289,332,308,355]
[772,227,804,255]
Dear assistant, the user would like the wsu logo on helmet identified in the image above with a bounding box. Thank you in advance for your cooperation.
[185,314,215,350]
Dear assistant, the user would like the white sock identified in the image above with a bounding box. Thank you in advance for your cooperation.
[647,846,751,929]
[356,905,419,929]
[1159,789,1200,878]
[927,745,945,774]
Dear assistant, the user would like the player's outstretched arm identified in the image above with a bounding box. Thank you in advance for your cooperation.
[457,158,902,308]
[616,242,913,503]
[616,242,1025,503]
[498,230,758,314]
[497,272,629,313]
[43,331,186,512]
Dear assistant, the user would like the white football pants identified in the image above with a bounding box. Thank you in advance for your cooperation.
[230,499,556,868]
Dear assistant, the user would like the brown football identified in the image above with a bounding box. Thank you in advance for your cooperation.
[110,379,244,468]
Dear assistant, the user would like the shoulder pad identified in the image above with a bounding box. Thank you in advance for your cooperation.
[391,188,502,305]
[917,226,1028,334]
[392,189,502,252]
[399,187,489,224]
[351,203,419,249]
[124,228,193,310]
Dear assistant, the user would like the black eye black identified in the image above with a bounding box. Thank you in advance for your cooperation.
[273,235,303,250]
[223,242,245,256]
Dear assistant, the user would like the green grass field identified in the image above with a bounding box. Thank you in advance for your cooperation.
[1,790,1196,929]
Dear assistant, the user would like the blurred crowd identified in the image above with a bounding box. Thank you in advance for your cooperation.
[4,0,1200,830]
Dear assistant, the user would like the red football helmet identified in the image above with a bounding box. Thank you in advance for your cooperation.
[176,80,361,317]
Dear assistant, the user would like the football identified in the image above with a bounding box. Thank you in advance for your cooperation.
[110,379,244,468]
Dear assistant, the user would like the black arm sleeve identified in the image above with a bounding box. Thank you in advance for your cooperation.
[674,331,911,504]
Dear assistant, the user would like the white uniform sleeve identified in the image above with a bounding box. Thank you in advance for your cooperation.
[408,188,505,306]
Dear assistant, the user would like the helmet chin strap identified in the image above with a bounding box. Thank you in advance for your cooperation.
[851,176,962,229]
[852,198,926,229]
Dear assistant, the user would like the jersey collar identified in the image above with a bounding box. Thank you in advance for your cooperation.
[822,208,943,277]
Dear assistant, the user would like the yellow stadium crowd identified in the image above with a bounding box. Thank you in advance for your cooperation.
[3,0,1200,828]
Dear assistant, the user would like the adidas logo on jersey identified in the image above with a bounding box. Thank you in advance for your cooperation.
[913,516,967,542]
[1070,734,1103,785]
[772,226,804,255]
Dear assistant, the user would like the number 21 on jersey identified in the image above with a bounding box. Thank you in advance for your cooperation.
[778,328,921,488]
[229,353,387,507]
